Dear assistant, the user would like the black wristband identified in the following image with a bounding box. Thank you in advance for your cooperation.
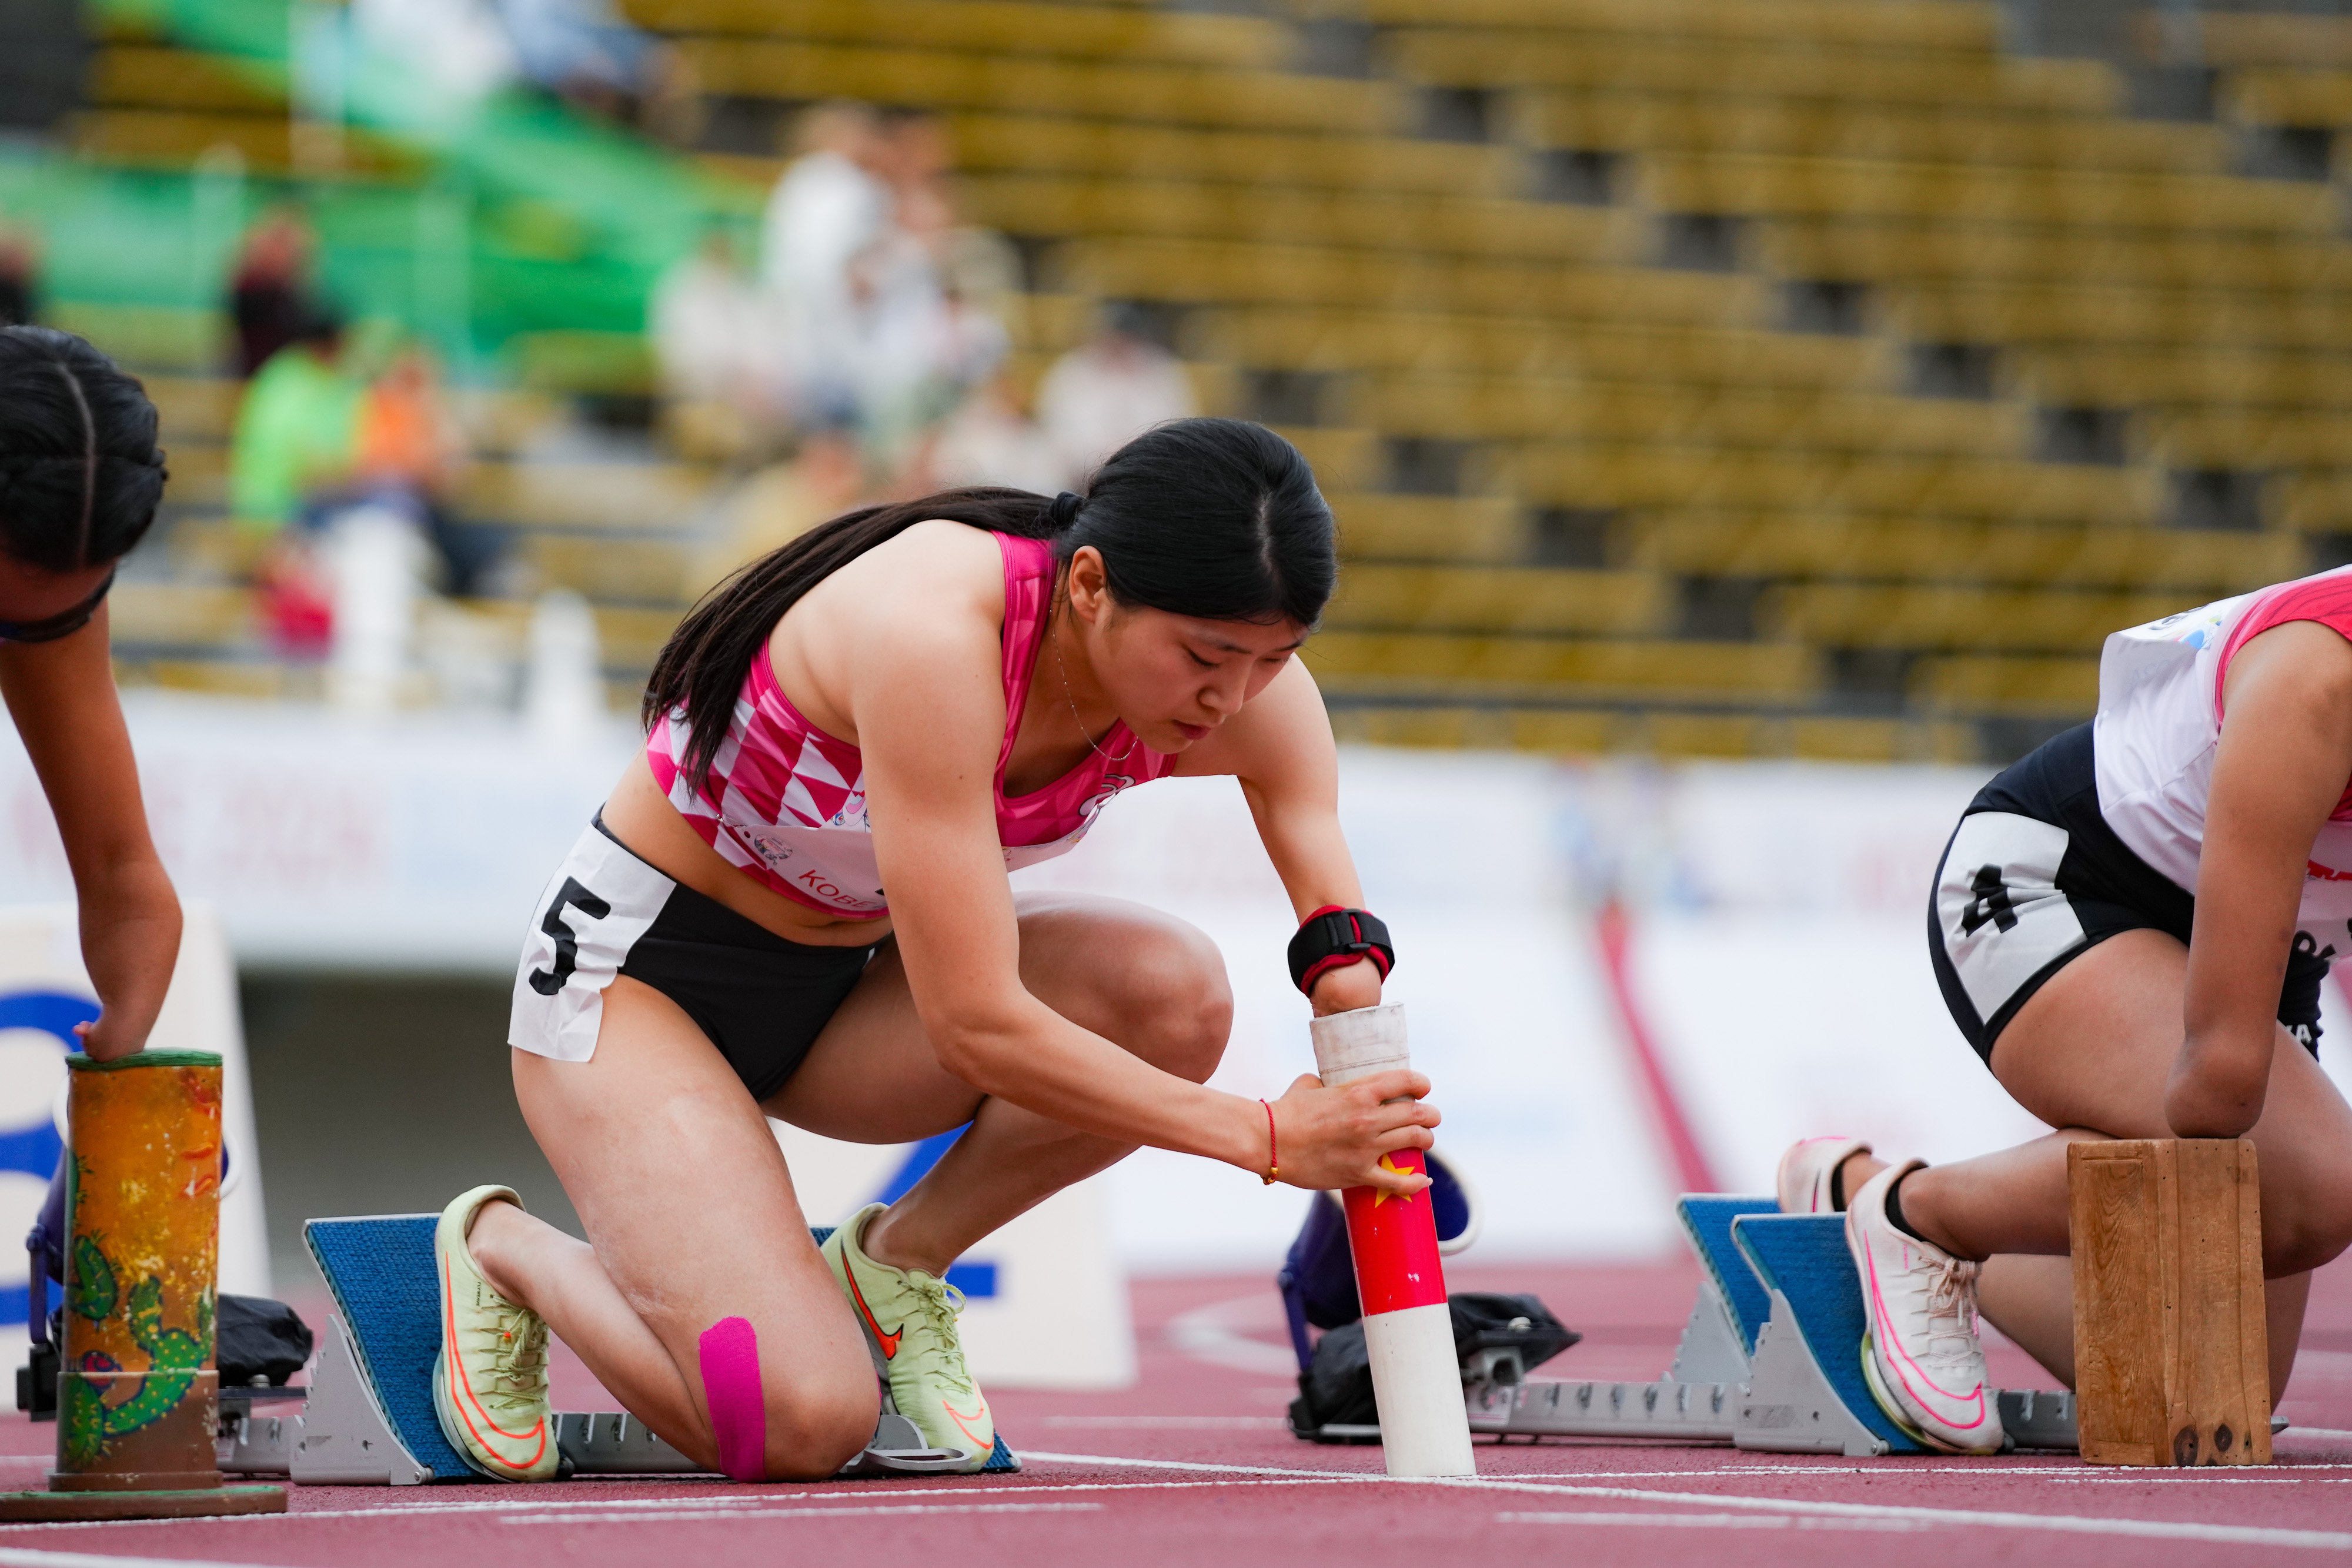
[1287,906,1394,995]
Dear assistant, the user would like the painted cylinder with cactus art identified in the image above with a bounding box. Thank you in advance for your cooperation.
[54,1050,225,1493]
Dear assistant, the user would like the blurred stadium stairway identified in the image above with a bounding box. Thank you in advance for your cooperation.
[16,0,2352,761]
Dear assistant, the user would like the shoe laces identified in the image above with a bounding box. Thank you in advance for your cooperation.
[902,1273,975,1399]
[472,1302,550,1417]
[1917,1255,1983,1360]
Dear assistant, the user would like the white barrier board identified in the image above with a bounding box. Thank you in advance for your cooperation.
[0,902,270,1369]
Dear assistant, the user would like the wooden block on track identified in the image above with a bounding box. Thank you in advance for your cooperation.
[2069,1138,2270,1466]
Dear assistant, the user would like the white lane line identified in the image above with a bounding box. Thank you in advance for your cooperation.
[1018,1451,2352,1550]
[499,1502,1103,1526]
[0,1478,1343,1533]
[2283,1428,2352,1442]
[1501,1511,1925,1533]
[0,1551,318,1568]
[1038,1417,1289,1429]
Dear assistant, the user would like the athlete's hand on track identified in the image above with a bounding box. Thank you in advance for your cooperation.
[1266,1068,1438,1195]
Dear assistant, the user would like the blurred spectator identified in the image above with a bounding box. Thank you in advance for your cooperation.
[926,371,1064,494]
[761,103,891,430]
[230,310,361,531]
[227,209,325,380]
[352,0,514,115]
[1035,302,1197,487]
[695,425,867,589]
[352,338,500,597]
[0,222,38,327]
[235,319,497,637]
[651,223,786,455]
[494,0,696,140]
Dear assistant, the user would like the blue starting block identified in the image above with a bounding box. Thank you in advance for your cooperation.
[214,1215,1017,1485]
[1462,1197,2079,1457]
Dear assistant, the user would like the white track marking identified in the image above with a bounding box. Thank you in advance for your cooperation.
[498,1502,1102,1526]
[1501,1511,1926,1532]
[0,1551,318,1568]
[1038,1417,1289,1429]
[1019,1452,2352,1550]
[1164,1296,1300,1377]
[0,1479,1342,1533]
[2282,1428,2352,1442]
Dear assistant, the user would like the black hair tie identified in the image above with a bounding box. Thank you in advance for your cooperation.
[1046,490,1082,530]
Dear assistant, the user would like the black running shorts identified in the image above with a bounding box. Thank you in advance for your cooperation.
[509,817,878,1100]
[1927,723,2326,1064]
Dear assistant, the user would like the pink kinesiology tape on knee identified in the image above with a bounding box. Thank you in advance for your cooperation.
[699,1316,766,1482]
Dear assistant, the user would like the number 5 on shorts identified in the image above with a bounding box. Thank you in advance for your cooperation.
[529,878,613,996]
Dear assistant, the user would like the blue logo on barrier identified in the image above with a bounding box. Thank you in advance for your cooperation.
[868,1125,996,1298]
[0,989,95,1326]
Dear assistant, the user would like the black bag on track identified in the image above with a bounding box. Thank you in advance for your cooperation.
[1287,1292,1579,1442]
[216,1293,315,1388]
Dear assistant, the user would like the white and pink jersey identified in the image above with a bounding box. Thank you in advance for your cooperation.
[2095,564,2352,951]
[645,530,1178,918]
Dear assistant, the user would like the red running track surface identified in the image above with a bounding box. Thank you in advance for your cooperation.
[3,1252,2351,1566]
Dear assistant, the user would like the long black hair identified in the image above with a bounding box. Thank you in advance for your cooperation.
[0,326,168,572]
[646,416,1336,790]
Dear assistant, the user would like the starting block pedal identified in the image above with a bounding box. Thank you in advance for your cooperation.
[219,1215,1017,1484]
[1461,1198,2080,1456]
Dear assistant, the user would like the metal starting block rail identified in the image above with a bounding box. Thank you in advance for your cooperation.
[1454,1195,2080,1457]
[214,1215,1008,1486]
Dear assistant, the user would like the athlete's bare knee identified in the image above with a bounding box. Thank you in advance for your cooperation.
[2263,1164,2352,1276]
[761,1365,878,1480]
[1112,921,1230,1082]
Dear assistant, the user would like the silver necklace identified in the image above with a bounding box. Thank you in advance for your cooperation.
[1051,616,1137,764]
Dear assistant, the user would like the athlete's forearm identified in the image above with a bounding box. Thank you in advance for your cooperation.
[932,997,1260,1168]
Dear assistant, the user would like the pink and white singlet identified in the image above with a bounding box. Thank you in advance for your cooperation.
[644,531,1177,918]
[2096,563,2352,938]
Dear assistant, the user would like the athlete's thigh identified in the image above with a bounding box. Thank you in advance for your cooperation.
[1992,927,2352,1257]
[512,976,874,1413]
[767,890,1229,1144]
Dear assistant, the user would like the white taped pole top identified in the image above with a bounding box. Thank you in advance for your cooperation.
[1307,1003,1477,1477]
[1309,1002,1412,1089]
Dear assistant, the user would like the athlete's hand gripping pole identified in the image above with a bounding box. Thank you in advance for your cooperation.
[1308,1004,1476,1478]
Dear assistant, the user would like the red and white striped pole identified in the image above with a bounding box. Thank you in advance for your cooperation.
[1309,1004,1476,1477]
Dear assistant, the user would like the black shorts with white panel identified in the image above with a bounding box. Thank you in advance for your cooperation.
[1927,723,2326,1064]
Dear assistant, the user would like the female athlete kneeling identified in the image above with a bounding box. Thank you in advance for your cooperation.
[0,326,180,1063]
[439,418,1437,1482]
[1777,566,2352,1453]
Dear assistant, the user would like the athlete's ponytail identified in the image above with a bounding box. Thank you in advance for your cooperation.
[0,326,168,573]
[644,416,1335,791]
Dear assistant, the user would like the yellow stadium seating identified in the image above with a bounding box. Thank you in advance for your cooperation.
[2009,345,2352,410]
[1506,447,2161,526]
[1632,152,2335,233]
[1754,219,2352,290]
[90,45,282,114]
[1324,564,1670,636]
[2221,67,2352,129]
[1517,91,2228,173]
[623,0,1289,69]
[954,175,1643,263]
[1761,583,2194,652]
[1306,631,1820,703]
[1382,30,2117,113]
[1889,280,2352,351]
[943,114,1521,196]
[1349,377,2028,455]
[676,40,1402,135]
[1054,237,1773,326]
[1190,309,1898,390]
[1326,496,1530,563]
[1337,0,2001,52]
[2193,11,2352,69]
[1626,512,2302,590]
[1910,654,2102,715]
